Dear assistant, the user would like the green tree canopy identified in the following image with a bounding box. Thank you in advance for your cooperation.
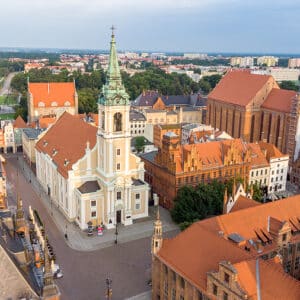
[279,81,299,91]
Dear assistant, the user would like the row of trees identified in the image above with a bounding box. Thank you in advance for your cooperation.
[171,179,262,230]
[11,66,218,120]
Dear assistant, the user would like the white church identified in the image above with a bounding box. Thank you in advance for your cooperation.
[35,30,150,230]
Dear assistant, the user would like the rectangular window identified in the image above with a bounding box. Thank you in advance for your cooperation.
[91,211,96,218]
[136,193,140,199]
[224,272,230,283]
[91,200,96,207]
[117,149,121,155]
[265,169,268,174]
[117,163,121,170]
[272,170,274,175]
[117,191,121,200]
[282,233,287,242]
[281,169,284,173]
[213,284,218,296]
[223,292,228,300]
[135,203,140,210]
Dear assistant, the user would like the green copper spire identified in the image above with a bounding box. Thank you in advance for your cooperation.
[99,26,130,106]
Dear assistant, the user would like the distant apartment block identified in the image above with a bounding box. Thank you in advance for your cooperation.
[257,56,278,67]
[289,58,300,68]
[252,68,300,82]
[230,56,254,67]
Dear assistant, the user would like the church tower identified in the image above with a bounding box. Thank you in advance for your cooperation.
[151,207,163,256]
[96,27,149,229]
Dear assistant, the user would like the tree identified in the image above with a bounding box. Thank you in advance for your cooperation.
[171,180,225,226]
[134,136,146,153]
[252,183,264,202]
[77,88,98,113]
[279,81,299,91]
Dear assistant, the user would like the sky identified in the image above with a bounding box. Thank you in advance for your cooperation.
[0,0,299,54]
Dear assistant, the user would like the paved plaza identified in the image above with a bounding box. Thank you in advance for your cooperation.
[5,153,179,299]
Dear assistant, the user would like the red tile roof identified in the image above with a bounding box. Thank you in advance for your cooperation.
[233,259,300,300]
[158,223,252,290]
[28,82,76,108]
[262,88,297,113]
[230,195,261,213]
[38,117,56,129]
[208,70,274,106]
[200,195,300,241]
[13,116,28,128]
[258,142,288,160]
[158,195,300,297]
[35,112,97,178]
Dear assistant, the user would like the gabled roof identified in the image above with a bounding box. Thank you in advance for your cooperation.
[262,88,297,113]
[78,181,100,194]
[200,195,300,241]
[35,112,97,178]
[13,116,28,129]
[158,223,252,290]
[258,141,288,160]
[208,70,274,106]
[230,195,261,213]
[0,244,39,299]
[233,259,300,300]
[28,82,76,108]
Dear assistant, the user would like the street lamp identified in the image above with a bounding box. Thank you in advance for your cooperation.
[114,222,118,244]
[105,278,112,299]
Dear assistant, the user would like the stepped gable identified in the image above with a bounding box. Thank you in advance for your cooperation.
[262,89,297,113]
[35,112,97,178]
[28,82,76,108]
[208,69,273,106]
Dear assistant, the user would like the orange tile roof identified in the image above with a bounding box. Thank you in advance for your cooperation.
[28,82,76,108]
[262,88,297,113]
[183,138,247,167]
[35,112,97,178]
[39,117,56,129]
[13,115,28,128]
[230,195,261,213]
[208,69,274,106]
[157,223,252,290]
[248,143,269,168]
[200,195,300,241]
[234,259,300,300]
[258,141,287,160]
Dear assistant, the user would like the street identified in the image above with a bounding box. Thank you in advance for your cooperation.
[5,154,161,300]
[0,72,18,96]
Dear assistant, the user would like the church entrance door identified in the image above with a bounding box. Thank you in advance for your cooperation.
[116,210,122,224]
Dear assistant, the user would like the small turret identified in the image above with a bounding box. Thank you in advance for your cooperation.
[151,206,163,256]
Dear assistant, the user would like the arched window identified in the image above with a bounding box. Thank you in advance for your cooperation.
[64,101,70,107]
[101,111,105,130]
[114,113,122,132]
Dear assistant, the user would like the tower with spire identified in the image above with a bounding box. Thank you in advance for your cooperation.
[96,27,149,229]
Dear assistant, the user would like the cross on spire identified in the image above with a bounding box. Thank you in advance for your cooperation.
[110,25,116,37]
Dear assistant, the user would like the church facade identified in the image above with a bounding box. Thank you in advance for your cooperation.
[35,31,149,229]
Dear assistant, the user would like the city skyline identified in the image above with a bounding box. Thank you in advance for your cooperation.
[0,0,300,53]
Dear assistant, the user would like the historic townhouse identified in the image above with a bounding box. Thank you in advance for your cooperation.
[141,134,287,208]
[35,31,149,229]
[27,81,78,123]
[151,195,300,299]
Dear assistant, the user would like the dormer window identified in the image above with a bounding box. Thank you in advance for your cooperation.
[52,149,58,156]
[51,101,58,107]
[64,101,70,106]
[43,140,48,147]
[38,101,45,107]
[64,159,69,166]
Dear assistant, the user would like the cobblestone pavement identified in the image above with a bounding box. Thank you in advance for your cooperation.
[5,153,179,299]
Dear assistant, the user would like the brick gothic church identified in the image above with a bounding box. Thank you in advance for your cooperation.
[206,70,300,164]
